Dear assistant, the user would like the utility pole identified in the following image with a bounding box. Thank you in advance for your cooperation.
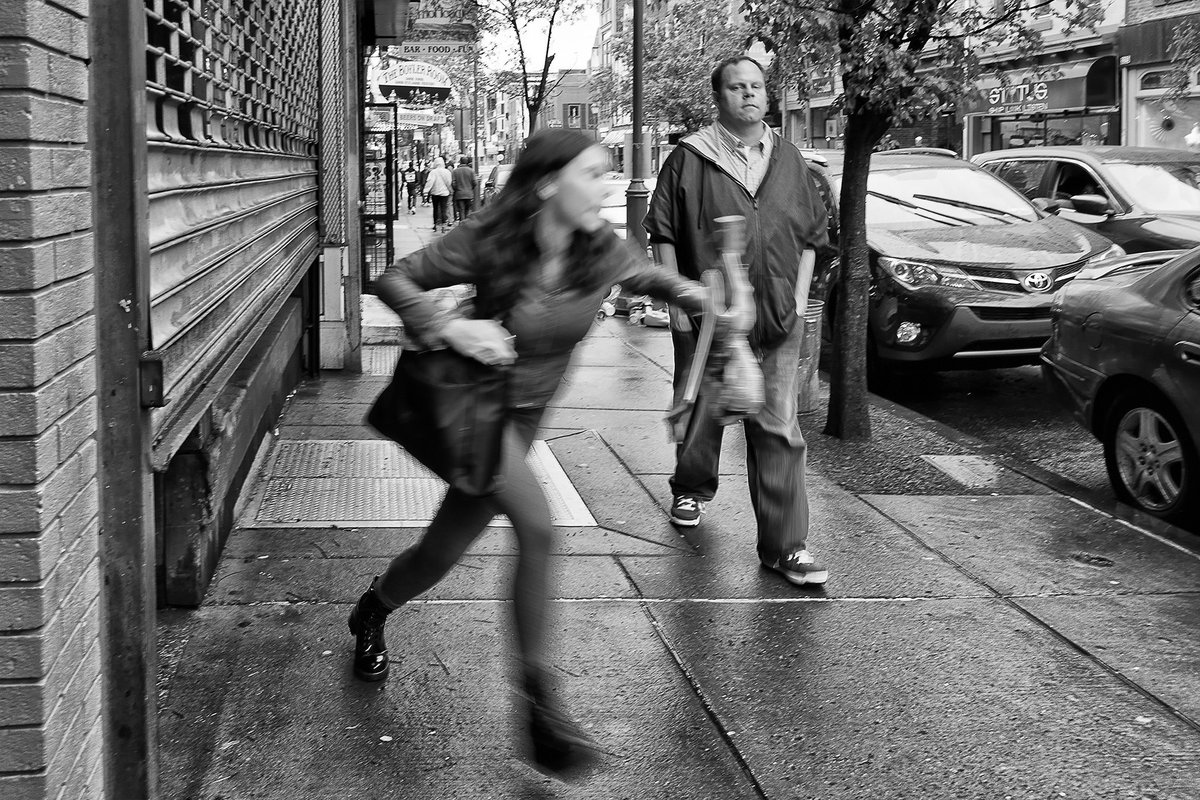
[626,0,649,252]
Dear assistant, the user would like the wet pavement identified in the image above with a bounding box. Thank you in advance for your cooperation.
[156,204,1200,799]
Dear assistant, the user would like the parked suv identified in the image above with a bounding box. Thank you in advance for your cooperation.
[972,146,1200,252]
[480,163,514,207]
[807,150,1120,378]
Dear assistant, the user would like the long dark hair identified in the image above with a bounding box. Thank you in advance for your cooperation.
[473,129,611,317]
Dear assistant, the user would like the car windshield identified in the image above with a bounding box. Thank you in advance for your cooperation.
[1103,161,1200,214]
[838,166,1040,229]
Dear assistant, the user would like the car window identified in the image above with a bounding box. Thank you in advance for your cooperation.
[1051,162,1108,200]
[989,160,1051,201]
[850,166,1040,229]
[1104,161,1200,214]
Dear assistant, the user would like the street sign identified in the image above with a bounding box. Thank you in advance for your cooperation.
[398,40,474,57]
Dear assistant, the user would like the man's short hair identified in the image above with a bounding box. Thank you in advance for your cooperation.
[710,56,765,93]
[459,156,471,166]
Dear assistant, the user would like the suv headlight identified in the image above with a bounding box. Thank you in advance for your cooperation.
[1084,243,1126,268]
[1076,244,1128,279]
[877,257,981,290]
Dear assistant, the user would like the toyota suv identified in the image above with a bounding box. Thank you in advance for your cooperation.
[807,150,1121,381]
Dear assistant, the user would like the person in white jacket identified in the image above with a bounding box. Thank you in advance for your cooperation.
[425,156,453,231]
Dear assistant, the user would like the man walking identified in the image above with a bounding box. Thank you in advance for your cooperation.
[643,56,831,586]
[451,156,477,224]
[403,162,419,214]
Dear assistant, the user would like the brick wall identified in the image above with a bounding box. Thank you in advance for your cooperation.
[0,1,104,799]
[1126,0,1200,24]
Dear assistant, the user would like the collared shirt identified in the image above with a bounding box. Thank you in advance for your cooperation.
[715,121,773,194]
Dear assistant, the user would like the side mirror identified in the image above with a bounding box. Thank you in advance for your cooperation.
[1068,194,1114,216]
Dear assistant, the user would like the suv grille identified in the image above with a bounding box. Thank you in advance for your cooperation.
[972,307,1053,321]
[962,259,1085,293]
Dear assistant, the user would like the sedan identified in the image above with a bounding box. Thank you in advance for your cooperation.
[973,146,1200,252]
[480,163,514,207]
[1041,246,1200,526]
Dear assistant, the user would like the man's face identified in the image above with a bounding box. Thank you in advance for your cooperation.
[714,61,767,128]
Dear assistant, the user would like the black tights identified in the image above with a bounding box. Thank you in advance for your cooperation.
[374,409,553,680]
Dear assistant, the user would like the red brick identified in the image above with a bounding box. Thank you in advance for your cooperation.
[0,2,89,61]
[0,191,92,240]
[0,239,56,290]
[0,598,97,726]
[0,316,95,389]
[0,41,48,90]
[0,356,95,438]
[0,430,58,484]
[0,146,90,193]
[0,96,88,144]
[0,725,44,772]
[0,574,98,678]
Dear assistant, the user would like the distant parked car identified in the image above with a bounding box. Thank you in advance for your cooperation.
[972,146,1200,252]
[480,163,514,207]
[1041,246,1200,526]
[598,176,656,240]
[806,149,1120,380]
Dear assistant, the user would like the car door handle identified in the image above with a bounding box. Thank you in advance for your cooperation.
[1177,341,1200,367]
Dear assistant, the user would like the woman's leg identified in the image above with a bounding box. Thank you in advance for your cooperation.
[373,411,541,611]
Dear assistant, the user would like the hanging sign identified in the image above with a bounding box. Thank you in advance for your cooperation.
[399,40,474,57]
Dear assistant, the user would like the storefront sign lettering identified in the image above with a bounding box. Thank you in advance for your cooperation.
[986,81,1049,114]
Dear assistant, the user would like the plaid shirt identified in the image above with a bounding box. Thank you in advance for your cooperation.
[715,121,773,194]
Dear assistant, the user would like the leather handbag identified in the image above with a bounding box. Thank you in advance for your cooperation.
[366,347,510,496]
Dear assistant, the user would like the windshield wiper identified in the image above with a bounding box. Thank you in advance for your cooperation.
[867,190,974,226]
[911,193,1028,223]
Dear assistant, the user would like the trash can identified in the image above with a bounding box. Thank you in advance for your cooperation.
[796,300,825,414]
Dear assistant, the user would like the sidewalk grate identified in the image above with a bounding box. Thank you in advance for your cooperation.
[244,439,596,527]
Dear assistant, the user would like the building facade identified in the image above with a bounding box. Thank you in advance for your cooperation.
[0,0,367,797]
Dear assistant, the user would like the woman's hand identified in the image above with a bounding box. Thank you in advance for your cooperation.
[441,318,517,366]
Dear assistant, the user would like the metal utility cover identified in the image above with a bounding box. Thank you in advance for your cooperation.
[248,439,595,527]
[921,454,1005,488]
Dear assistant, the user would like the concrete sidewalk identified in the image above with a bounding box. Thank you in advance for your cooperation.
[157,209,1200,799]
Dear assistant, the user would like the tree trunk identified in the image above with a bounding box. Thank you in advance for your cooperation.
[823,109,888,440]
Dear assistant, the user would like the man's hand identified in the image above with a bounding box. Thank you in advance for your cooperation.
[441,318,517,366]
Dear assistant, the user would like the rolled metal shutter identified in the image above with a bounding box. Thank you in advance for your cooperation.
[144,0,320,468]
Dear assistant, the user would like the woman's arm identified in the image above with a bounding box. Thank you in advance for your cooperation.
[374,225,482,346]
[609,238,706,314]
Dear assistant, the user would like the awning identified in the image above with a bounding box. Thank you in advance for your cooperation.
[600,129,627,146]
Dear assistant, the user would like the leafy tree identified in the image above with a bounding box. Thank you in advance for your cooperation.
[746,0,1106,439]
[1167,18,1200,101]
[474,0,586,134]
[589,0,748,134]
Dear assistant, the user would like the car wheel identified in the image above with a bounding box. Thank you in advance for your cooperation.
[1102,390,1199,525]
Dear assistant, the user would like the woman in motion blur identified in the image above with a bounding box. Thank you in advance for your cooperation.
[348,129,709,775]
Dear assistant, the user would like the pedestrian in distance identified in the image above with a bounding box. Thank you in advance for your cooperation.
[643,55,832,587]
[425,156,453,232]
[403,161,419,214]
[351,128,712,776]
[416,161,429,206]
[451,155,477,223]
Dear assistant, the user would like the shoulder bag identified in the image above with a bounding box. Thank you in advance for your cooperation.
[366,347,509,496]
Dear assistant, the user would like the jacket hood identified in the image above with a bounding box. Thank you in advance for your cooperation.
[869,215,1112,268]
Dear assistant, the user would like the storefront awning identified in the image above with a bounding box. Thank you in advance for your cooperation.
[600,129,626,146]
[964,56,1117,116]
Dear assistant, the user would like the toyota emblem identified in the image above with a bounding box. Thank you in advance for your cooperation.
[1022,272,1053,293]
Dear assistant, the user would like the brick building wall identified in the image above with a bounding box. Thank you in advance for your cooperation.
[0,1,105,798]
[1125,0,1200,24]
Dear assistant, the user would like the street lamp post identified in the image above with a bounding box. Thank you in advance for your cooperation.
[626,0,649,252]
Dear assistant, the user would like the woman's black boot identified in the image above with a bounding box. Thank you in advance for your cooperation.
[523,679,599,777]
[347,581,392,681]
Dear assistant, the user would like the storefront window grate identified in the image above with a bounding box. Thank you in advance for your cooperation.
[145,0,320,154]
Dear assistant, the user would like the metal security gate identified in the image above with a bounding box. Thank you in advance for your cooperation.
[363,103,397,290]
[143,0,321,468]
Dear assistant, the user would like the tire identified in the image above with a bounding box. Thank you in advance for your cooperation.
[1102,389,1199,526]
